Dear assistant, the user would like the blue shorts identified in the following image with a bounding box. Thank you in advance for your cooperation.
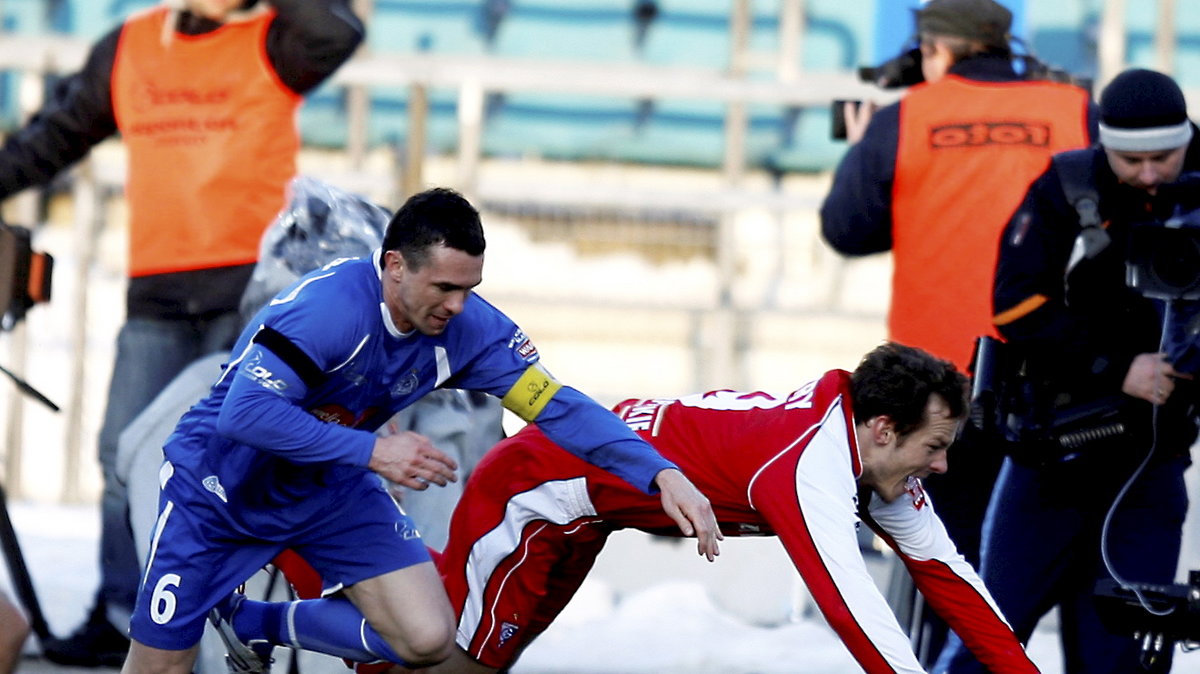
[129,464,431,651]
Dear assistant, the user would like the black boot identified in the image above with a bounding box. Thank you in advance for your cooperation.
[42,602,130,668]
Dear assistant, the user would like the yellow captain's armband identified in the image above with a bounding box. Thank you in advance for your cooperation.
[502,363,562,422]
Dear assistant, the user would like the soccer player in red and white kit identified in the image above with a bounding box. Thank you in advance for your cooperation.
[384,341,1035,674]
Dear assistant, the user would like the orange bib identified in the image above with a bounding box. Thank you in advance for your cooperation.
[112,7,300,277]
[890,75,1090,369]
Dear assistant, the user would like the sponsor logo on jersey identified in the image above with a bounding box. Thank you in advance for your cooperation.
[202,475,228,503]
[396,520,421,541]
[905,476,927,511]
[240,352,289,393]
[508,329,539,362]
[851,492,861,530]
[391,369,419,397]
[502,364,562,422]
[498,621,520,648]
[309,404,377,428]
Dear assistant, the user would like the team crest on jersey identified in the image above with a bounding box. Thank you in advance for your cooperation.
[905,476,927,511]
[498,621,520,648]
[202,475,228,503]
[508,329,539,362]
[391,369,419,397]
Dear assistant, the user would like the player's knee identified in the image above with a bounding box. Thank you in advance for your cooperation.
[389,618,455,667]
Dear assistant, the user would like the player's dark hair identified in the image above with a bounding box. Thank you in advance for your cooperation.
[381,187,486,270]
[850,341,968,439]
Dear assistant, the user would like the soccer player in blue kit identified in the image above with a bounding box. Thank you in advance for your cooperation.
[121,187,723,674]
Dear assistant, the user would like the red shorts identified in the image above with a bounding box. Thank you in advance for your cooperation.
[437,426,668,669]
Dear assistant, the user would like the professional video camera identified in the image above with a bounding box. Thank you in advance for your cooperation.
[967,335,1133,466]
[0,219,57,648]
[1095,571,1200,672]
[1127,173,1200,372]
[0,220,52,331]
[967,171,1200,466]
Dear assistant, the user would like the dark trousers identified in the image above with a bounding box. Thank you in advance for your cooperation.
[934,452,1189,674]
[95,312,242,629]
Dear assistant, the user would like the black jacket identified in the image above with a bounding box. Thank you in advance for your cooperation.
[992,129,1200,458]
[0,0,364,319]
[820,54,1100,256]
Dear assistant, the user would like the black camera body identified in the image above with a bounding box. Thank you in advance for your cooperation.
[1127,185,1200,301]
[1095,572,1200,672]
[968,335,1134,466]
[0,222,52,330]
[831,47,923,140]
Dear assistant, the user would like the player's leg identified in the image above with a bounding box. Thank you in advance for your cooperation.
[120,640,199,674]
[439,442,614,670]
[215,479,455,667]
[344,562,456,664]
[125,477,281,674]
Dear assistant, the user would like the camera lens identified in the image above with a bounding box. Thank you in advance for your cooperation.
[1151,229,1200,292]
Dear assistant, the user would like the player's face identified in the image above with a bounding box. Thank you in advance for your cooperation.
[385,245,483,336]
[872,395,958,503]
[1105,145,1187,195]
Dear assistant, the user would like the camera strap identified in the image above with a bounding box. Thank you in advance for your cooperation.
[1057,150,1111,300]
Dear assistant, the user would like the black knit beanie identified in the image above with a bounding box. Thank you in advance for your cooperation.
[1099,68,1193,152]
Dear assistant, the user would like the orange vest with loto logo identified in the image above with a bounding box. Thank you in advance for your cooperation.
[891,75,1090,370]
[112,7,301,278]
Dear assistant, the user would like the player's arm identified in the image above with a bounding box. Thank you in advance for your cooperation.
[748,413,926,674]
[216,332,456,487]
[0,27,118,197]
[819,103,899,256]
[266,0,365,95]
[496,363,721,560]
[449,317,720,559]
[863,489,1038,673]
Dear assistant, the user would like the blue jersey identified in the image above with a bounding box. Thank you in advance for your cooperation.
[163,251,675,536]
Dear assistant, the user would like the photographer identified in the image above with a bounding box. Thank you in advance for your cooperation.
[820,0,1096,663]
[935,68,1200,674]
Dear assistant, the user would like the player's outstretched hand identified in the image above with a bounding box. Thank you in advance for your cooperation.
[655,468,722,562]
[368,431,458,490]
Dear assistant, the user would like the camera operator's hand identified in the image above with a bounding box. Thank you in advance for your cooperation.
[843,100,878,145]
[1123,352,1192,405]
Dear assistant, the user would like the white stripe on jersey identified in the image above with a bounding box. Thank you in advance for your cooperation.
[269,272,336,306]
[435,346,452,386]
[458,478,597,656]
[793,396,925,673]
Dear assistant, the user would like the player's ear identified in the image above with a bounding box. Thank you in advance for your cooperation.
[870,415,896,447]
[383,250,406,281]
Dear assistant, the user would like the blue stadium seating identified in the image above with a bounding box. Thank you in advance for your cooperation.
[1,1,1199,173]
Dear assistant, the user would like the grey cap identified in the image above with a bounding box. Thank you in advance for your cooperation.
[915,0,1012,48]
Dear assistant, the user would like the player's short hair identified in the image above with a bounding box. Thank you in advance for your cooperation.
[850,342,968,439]
[381,187,486,270]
